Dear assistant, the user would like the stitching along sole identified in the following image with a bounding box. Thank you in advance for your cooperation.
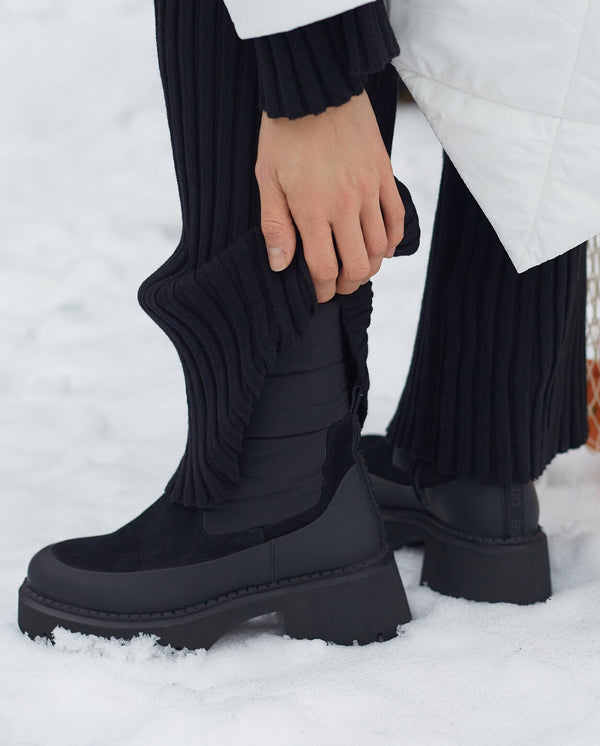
[18,548,411,649]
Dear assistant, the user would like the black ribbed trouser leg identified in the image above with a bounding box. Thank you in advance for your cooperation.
[387,152,588,483]
[139,0,399,508]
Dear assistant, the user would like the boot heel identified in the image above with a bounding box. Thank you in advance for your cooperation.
[283,552,411,645]
[421,529,552,604]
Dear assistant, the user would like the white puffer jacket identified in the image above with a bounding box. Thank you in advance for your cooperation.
[223,0,600,273]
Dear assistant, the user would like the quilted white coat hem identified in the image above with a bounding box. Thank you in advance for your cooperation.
[222,0,368,38]
[390,0,600,273]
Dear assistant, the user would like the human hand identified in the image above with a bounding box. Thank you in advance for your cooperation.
[255,90,405,303]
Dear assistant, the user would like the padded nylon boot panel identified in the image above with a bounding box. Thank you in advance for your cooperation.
[204,300,349,533]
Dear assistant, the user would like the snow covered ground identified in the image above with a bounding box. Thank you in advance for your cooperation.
[1,2,600,744]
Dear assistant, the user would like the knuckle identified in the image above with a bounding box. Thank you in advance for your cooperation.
[369,257,383,276]
[390,224,405,246]
[336,280,360,296]
[380,162,396,182]
[368,237,389,257]
[260,213,288,239]
[335,188,358,213]
[361,168,381,193]
[389,201,406,223]
[348,171,376,196]
[254,160,268,181]
[315,264,339,283]
[377,149,395,171]
[345,262,371,282]
[290,199,323,226]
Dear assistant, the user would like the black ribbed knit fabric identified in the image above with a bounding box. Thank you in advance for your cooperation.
[253,0,399,119]
[387,153,588,483]
[140,0,401,507]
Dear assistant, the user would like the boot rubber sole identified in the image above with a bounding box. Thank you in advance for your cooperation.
[18,548,410,649]
[381,507,552,605]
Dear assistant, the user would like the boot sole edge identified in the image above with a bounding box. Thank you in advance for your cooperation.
[18,548,411,649]
[381,509,552,605]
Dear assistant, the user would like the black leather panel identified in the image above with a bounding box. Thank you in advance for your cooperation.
[420,478,505,537]
[27,463,384,615]
[371,475,422,510]
[364,436,541,539]
[27,541,271,615]
[419,478,540,539]
[272,464,382,579]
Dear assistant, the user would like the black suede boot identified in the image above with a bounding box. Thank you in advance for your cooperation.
[18,302,411,649]
[359,435,551,604]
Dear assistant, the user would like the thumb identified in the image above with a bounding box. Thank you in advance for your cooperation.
[258,173,297,272]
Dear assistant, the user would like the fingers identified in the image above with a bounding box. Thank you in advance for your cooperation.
[298,178,397,301]
[297,219,339,303]
[256,168,297,271]
[256,142,403,295]
[360,195,390,278]
[379,171,405,258]
[332,212,371,296]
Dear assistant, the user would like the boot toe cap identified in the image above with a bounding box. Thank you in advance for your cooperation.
[26,543,98,611]
[25,543,160,614]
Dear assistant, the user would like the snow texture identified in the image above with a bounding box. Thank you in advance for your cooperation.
[1,2,599,744]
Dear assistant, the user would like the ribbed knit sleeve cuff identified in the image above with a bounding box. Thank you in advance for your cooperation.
[254,0,400,120]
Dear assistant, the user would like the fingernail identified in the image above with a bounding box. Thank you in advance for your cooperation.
[268,247,287,271]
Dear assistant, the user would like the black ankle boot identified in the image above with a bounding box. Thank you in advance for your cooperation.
[359,435,552,605]
[18,304,411,649]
